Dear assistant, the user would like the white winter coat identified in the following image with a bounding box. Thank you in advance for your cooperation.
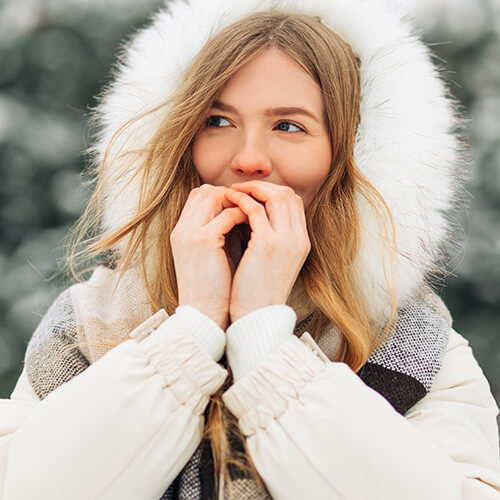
[1,304,500,498]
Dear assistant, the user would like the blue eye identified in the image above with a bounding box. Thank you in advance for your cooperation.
[206,115,305,132]
[207,116,231,128]
[276,121,304,133]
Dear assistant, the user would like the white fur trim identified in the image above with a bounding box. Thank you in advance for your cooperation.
[88,0,464,322]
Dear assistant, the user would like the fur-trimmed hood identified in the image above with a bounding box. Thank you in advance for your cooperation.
[89,0,465,324]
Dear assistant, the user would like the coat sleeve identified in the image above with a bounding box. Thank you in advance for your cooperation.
[0,313,228,500]
[222,324,500,499]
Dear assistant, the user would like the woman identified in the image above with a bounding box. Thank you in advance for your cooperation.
[1,0,499,498]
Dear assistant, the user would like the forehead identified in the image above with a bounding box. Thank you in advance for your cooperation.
[215,48,324,112]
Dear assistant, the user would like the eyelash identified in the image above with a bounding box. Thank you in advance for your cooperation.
[205,115,306,133]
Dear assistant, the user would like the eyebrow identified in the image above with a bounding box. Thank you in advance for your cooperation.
[211,100,320,124]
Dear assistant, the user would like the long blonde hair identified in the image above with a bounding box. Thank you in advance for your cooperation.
[67,11,397,497]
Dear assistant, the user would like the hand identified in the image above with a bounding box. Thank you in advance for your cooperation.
[224,181,311,323]
[170,184,247,330]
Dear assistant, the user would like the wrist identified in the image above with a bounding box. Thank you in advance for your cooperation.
[178,301,228,330]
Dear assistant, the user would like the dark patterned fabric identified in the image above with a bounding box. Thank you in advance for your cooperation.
[358,297,450,414]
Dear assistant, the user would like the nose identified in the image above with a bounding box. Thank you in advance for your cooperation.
[230,134,272,179]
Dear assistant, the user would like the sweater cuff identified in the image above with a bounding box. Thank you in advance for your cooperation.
[175,305,226,362]
[226,305,297,382]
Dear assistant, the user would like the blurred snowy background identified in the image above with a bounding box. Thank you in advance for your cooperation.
[0,0,499,428]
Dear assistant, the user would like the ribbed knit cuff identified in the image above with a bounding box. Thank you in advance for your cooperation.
[175,305,226,362]
[226,305,297,382]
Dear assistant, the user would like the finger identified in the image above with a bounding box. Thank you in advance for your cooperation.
[229,181,295,232]
[224,189,272,237]
[289,194,310,251]
[289,194,307,232]
[179,185,235,227]
[198,184,241,211]
[205,206,248,239]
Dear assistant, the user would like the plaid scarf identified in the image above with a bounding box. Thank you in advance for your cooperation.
[24,266,451,499]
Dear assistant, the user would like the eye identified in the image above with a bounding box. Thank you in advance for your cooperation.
[206,115,231,128]
[276,121,305,133]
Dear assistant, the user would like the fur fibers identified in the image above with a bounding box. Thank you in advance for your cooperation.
[87,0,467,323]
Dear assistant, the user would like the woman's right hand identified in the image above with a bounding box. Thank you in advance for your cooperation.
[170,184,248,330]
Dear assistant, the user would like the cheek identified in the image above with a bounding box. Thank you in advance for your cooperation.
[308,142,332,190]
[191,136,205,171]
[281,143,331,197]
[191,135,224,182]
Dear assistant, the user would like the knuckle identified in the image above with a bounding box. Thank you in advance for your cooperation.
[198,184,212,194]
[276,186,294,201]
[188,187,201,200]
[199,183,226,199]
[249,204,264,216]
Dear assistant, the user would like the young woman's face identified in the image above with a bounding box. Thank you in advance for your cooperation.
[191,48,332,208]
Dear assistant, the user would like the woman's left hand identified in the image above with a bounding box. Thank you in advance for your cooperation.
[225,180,311,324]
